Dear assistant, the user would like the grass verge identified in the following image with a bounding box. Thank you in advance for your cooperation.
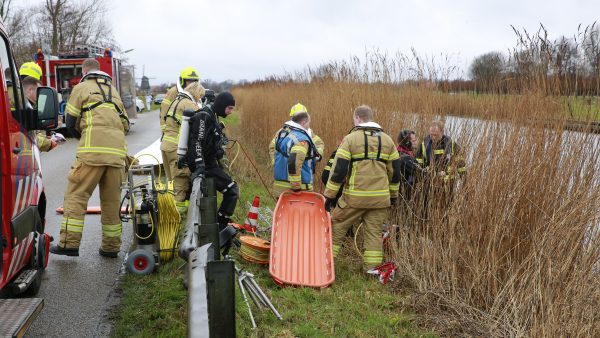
[111,178,432,337]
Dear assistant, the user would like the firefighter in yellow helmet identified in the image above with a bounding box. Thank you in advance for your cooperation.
[160,67,200,180]
[160,80,205,216]
[50,58,130,258]
[18,62,59,152]
[268,103,324,196]
[21,75,59,151]
[19,62,43,81]
[324,105,401,272]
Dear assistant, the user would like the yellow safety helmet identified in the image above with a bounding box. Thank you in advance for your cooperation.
[19,62,43,81]
[289,103,308,116]
[179,67,200,86]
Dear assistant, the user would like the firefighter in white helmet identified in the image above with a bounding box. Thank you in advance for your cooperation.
[50,58,130,258]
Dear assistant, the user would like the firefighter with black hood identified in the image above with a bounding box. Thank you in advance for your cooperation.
[51,58,130,258]
[183,92,238,231]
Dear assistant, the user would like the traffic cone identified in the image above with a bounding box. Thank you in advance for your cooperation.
[243,196,260,233]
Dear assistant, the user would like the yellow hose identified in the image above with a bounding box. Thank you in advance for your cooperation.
[155,181,182,262]
[125,153,181,262]
[228,141,241,170]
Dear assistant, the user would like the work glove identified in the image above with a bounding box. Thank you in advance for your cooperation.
[325,198,336,212]
[51,132,66,144]
[390,197,398,205]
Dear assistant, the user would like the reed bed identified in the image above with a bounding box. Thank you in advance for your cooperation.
[228,25,600,336]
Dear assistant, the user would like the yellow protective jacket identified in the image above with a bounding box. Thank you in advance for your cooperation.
[415,134,466,181]
[36,133,53,152]
[160,92,201,150]
[159,86,178,133]
[324,122,401,209]
[269,127,324,165]
[65,76,129,167]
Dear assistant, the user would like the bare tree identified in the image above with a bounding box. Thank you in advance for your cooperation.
[582,23,600,77]
[31,0,116,54]
[469,51,505,93]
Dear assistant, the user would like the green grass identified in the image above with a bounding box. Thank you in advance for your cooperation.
[111,261,187,338]
[112,174,431,337]
[563,96,600,120]
[449,91,600,120]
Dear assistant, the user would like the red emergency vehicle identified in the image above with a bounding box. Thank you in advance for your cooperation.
[34,45,139,120]
[35,45,123,97]
[0,20,59,336]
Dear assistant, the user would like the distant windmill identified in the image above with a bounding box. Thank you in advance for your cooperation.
[136,65,156,92]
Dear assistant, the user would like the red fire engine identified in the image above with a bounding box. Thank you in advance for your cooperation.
[34,45,137,116]
[0,21,59,336]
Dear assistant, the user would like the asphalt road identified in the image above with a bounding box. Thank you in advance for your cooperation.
[27,109,161,337]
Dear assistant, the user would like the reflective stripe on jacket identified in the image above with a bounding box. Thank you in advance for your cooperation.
[269,127,324,165]
[159,86,178,132]
[415,135,466,179]
[324,123,401,209]
[160,94,200,148]
[274,127,316,186]
[66,78,128,167]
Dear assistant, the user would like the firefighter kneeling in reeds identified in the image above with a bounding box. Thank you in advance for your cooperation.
[414,120,466,217]
[324,105,401,272]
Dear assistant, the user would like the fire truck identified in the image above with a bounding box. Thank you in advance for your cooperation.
[0,21,59,336]
[34,45,137,117]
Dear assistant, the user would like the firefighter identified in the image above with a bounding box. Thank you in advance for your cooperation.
[272,111,319,197]
[415,120,466,179]
[50,58,130,258]
[19,62,43,82]
[183,92,238,231]
[324,105,401,272]
[160,67,200,181]
[414,121,466,215]
[160,81,205,216]
[19,62,60,152]
[21,76,57,151]
[268,103,324,166]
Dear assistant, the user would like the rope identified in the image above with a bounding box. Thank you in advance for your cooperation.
[353,222,364,257]
[239,243,270,264]
[230,139,277,202]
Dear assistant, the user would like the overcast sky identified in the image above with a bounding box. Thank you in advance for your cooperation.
[19,0,600,84]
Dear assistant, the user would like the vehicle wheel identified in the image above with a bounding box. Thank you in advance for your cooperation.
[126,249,155,275]
[24,239,43,296]
[37,234,48,270]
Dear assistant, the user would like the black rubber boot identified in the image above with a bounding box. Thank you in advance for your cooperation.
[98,249,119,258]
[50,244,79,257]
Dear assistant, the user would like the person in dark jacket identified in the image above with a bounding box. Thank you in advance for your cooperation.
[184,92,238,231]
[396,129,423,202]
[414,120,466,218]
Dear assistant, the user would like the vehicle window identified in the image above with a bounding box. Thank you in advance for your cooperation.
[0,35,24,123]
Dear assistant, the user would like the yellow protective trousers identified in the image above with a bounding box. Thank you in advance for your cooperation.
[331,206,389,269]
[59,160,123,252]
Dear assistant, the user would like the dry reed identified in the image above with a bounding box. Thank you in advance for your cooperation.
[228,24,600,337]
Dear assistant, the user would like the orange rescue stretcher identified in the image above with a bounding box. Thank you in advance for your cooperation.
[269,191,335,288]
